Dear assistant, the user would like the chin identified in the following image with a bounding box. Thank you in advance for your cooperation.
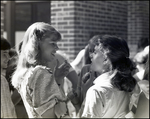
[49,56,55,62]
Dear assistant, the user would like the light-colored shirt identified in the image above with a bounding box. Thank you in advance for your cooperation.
[18,65,76,118]
[18,65,67,118]
[1,73,17,118]
[79,72,130,118]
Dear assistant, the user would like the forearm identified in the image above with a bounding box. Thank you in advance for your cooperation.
[66,70,79,90]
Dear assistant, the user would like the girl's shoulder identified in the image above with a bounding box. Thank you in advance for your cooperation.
[27,65,53,87]
[92,72,115,92]
[93,72,110,84]
[33,65,52,74]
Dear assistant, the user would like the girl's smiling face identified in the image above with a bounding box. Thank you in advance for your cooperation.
[1,50,10,69]
[39,34,59,62]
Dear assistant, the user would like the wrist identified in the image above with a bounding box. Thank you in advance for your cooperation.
[67,90,80,105]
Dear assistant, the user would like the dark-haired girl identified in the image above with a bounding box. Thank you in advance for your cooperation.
[79,35,137,118]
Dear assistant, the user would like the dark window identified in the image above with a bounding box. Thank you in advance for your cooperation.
[36,3,50,23]
[4,2,51,31]
[15,3,32,31]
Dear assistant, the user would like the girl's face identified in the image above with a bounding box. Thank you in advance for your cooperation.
[39,34,59,62]
[89,42,99,61]
[1,50,10,70]
[91,47,105,73]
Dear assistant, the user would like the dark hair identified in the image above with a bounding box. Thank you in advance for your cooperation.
[99,35,137,92]
[137,37,149,52]
[9,48,18,57]
[84,35,100,64]
[1,36,11,50]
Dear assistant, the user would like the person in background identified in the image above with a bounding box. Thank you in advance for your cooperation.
[137,37,149,53]
[70,47,86,75]
[1,37,17,118]
[77,35,101,106]
[12,22,73,118]
[78,35,137,118]
[133,46,149,81]
[6,48,28,118]
[6,48,18,93]
[71,35,99,76]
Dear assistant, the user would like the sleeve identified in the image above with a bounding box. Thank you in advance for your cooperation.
[81,87,105,118]
[27,67,64,115]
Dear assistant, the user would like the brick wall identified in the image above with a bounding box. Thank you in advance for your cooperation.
[51,1,76,60]
[73,1,128,57]
[1,1,5,37]
[51,1,128,61]
[128,1,149,57]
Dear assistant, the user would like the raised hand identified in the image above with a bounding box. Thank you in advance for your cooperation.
[82,72,91,83]
[54,59,71,81]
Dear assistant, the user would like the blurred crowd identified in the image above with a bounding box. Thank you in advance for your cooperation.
[1,22,149,118]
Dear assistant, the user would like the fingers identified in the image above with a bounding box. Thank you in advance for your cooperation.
[82,72,90,83]
[58,60,71,69]
[54,60,71,78]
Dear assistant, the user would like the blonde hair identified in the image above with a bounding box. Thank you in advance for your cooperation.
[12,22,61,89]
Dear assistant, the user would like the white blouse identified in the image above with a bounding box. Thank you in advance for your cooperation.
[80,72,131,118]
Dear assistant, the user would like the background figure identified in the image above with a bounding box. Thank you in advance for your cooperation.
[71,47,86,75]
[77,35,101,106]
[1,37,17,118]
[6,48,28,118]
[12,22,73,118]
[137,37,149,53]
[71,35,100,76]
[133,46,149,81]
[6,48,18,92]
[78,35,137,118]
[133,53,149,118]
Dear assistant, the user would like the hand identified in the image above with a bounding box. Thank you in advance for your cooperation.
[84,71,94,86]
[67,90,80,105]
[54,60,71,80]
[82,72,91,83]
[54,102,68,118]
